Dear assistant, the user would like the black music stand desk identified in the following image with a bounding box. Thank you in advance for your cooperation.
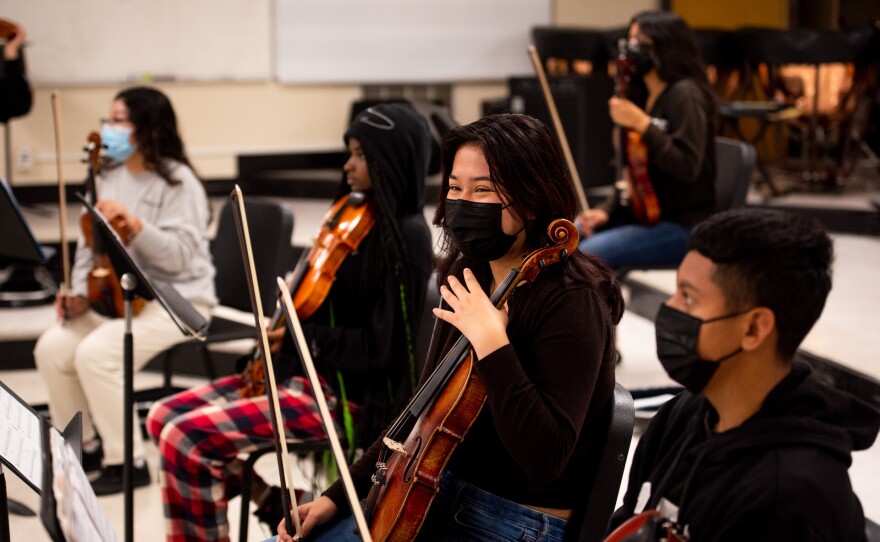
[76,193,207,542]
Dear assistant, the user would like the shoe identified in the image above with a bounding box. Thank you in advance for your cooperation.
[253,486,306,535]
[90,463,151,496]
[81,442,103,473]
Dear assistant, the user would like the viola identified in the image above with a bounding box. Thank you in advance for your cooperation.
[79,131,146,318]
[240,191,376,398]
[615,40,661,226]
[603,510,688,542]
[365,219,578,541]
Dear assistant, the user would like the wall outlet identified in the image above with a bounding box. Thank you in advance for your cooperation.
[18,148,32,171]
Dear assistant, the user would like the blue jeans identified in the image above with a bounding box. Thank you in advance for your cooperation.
[275,471,569,542]
[578,220,690,268]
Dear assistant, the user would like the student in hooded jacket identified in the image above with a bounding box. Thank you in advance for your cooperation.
[607,207,880,541]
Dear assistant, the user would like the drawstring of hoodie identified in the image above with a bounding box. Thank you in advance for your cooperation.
[646,410,708,511]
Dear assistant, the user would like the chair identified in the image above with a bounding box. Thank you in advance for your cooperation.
[137,197,295,404]
[713,136,756,214]
[565,382,635,542]
[237,439,331,542]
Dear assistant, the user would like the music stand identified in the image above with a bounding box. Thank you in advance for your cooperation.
[38,413,120,542]
[0,178,56,307]
[74,193,207,542]
[0,380,84,542]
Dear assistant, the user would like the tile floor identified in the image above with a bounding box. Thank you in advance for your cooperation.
[2,191,879,541]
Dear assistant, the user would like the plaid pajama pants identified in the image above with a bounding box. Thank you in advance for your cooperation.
[145,373,336,541]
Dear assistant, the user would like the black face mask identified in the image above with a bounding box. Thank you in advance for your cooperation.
[444,199,519,261]
[655,304,750,394]
[626,42,655,78]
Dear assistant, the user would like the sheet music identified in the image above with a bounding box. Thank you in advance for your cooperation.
[50,429,119,542]
[0,382,43,489]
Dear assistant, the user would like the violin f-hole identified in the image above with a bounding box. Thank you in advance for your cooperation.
[403,436,422,484]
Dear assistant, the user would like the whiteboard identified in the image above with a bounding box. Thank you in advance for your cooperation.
[275,0,551,84]
[2,0,271,84]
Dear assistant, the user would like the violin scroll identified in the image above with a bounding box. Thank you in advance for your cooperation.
[515,219,578,284]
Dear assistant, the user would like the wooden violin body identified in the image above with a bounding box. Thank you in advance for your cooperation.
[81,132,145,318]
[616,42,661,226]
[241,191,376,398]
[603,510,688,542]
[366,219,579,541]
[369,351,486,541]
[293,191,376,319]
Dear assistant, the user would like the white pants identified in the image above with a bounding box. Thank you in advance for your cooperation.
[33,300,211,465]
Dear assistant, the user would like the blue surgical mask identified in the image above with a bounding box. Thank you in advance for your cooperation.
[100,123,137,162]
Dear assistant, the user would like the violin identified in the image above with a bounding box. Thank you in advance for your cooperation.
[240,191,376,398]
[0,19,20,40]
[365,219,578,541]
[615,40,661,226]
[603,510,688,542]
[79,131,146,318]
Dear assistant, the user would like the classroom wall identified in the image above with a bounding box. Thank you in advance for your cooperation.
[1,0,656,187]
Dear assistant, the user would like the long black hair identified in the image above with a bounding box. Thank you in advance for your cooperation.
[434,113,624,323]
[632,10,718,112]
[114,86,195,185]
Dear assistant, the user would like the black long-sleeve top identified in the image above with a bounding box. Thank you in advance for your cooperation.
[0,55,33,122]
[276,212,433,443]
[325,259,619,511]
[608,363,879,541]
[601,78,716,227]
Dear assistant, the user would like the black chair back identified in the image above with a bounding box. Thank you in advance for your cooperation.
[212,197,294,315]
[714,136,756,213]
[566,382,635,542]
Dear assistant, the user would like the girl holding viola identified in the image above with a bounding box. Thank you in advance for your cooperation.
[275,113,624,542]
[578,11,717,268]
[34,86,216,495]
[146,103,434,541]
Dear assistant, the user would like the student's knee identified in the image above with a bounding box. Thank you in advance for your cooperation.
[33,326,74,375]
[72,333,120,378]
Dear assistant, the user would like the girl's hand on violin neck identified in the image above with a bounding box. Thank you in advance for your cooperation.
[266,326,285,354]
[278,496,337,541]
[577,209,609,238]
[95,199,143,238]
[55,293,88,320]
[3,23,25,61]
[608,96,651,133]
[434,268,510,360]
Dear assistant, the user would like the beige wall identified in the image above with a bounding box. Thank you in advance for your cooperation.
[2,0,654,187]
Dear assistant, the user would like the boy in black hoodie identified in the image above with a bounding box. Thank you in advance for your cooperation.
[608,208,880,541]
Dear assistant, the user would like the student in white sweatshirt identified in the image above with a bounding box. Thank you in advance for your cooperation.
[34,86,216,496]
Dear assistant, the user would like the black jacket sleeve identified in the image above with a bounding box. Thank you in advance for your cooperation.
[0,55,33,122]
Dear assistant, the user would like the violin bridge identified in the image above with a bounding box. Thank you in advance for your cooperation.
[383,437,407,456]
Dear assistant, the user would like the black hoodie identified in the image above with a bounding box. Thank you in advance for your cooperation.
[609,362,880,541]
[277,103,434,445]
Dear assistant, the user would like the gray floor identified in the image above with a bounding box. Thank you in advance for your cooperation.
[2,191,879,540]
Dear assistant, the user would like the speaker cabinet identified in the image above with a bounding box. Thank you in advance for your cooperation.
[508,75,616,189]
